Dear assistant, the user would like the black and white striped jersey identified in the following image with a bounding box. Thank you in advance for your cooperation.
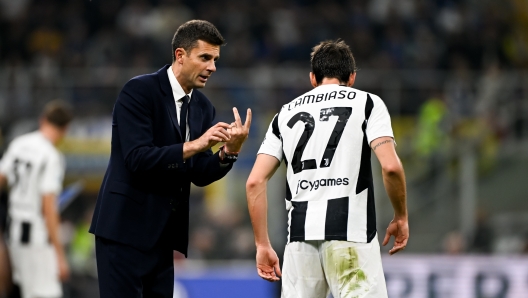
[0,131,65,245]
[258,84,394,243]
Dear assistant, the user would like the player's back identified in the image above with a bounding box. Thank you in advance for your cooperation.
[276,85,391,203]
[0,131,64,244]
[259,84,394,243]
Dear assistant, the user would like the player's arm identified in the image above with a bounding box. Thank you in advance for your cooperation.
[371,136,409,255]
[0,174,6,191]
[42,193,69,281]
[246,154,282,282]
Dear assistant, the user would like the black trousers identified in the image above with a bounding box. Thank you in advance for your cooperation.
[95,220,175,298]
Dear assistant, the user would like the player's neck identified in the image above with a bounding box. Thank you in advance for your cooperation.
[39,124,62,146]
[318,78,344,86]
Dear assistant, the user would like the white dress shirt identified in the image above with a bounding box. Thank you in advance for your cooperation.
[167,66,192,141]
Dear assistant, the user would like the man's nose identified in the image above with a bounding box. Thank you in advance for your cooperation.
[207,60,216,72]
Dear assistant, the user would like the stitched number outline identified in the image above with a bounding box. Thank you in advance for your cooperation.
[12,158,33,193]
[287,107,352,173]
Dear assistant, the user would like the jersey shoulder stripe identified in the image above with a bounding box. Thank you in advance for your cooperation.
[271,113,280,139]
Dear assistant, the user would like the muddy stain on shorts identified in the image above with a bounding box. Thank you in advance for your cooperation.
[326,246,369,298]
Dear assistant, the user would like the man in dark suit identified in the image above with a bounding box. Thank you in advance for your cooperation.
[89,20,251,297]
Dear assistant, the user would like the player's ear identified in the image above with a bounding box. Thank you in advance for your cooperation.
[309,72,317,87]
[347,72,356,87]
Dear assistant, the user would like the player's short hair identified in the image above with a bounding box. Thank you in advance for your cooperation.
[310,39,357,85]
[41,100,73,128]
[171,20,225,62]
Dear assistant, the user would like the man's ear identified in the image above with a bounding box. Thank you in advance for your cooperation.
[347,72,356,87]
[309,72,318,87]
[175,48,186,64]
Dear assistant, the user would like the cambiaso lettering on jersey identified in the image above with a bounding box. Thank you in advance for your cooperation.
[0,131,65,246]
[258,85,394,243]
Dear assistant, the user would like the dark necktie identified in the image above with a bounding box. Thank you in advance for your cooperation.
[180,95,189,141]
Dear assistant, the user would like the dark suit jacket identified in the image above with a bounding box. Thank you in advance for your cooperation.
[89,65,232,255]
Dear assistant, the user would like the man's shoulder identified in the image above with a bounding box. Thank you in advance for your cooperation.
[125,71,160,90]
[122,65,170,93]
[116,69,166,108]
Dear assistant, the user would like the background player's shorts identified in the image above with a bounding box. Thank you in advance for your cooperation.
[281,234,387,298]
[8,243,62,298]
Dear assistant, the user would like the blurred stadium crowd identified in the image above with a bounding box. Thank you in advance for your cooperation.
[1,1,528,295]
[0,0,525,69]
[0,0,526,140]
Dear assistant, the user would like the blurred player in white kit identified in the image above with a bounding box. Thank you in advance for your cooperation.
[0,101,73,298]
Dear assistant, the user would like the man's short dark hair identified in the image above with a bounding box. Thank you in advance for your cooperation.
[41,100,73,128]
[171,20,225,62]
[310,39,357,85]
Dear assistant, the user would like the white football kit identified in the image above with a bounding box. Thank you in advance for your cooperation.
[258,84,393,298]
[0,131,65,298]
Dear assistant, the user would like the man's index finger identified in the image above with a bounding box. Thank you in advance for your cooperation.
[244,108,252,129]
[233,107,242,125]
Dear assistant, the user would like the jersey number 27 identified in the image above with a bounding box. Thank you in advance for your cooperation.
[287,107,352,174]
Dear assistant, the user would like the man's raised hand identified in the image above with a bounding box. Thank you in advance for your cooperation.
[225,107,252,153]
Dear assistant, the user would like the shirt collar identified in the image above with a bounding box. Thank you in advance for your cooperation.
[167,65,193,101]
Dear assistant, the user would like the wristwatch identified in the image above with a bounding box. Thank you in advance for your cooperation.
[219,145,238,164]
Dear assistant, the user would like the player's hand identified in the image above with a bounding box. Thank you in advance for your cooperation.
[195,122,232,151]
[382,217,409,255]
[58,254,70,282]
[255,245,281,282]
[225,108,252,153]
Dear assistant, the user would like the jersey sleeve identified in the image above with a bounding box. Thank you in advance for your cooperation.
[39,151,65,195]
[0,145,15,183]
[257,113,283,162]
[366,95,394,144]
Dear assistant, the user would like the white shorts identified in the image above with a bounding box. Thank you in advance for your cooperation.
[8,244,62,298]
[281,234,387,298]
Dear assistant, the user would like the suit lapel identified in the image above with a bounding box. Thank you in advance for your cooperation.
[157,65,203,142]
[189,94,202,141]
[164,93,183,139]
[157,64,183,139]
